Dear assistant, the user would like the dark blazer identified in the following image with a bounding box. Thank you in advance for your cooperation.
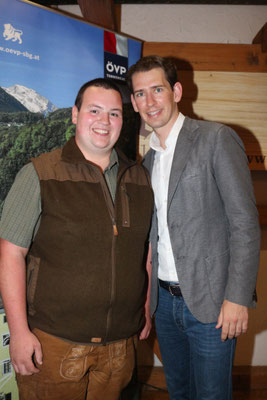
[144,117,261,323]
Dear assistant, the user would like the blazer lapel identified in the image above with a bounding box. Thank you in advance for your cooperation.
[143,148,155,175]
[168,117,200,209]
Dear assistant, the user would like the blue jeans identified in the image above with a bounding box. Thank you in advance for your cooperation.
[155,284,236,400]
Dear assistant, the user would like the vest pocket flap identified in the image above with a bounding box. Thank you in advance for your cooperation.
[26,255,40,316]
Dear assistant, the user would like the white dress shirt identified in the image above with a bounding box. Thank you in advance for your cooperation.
[150,113,185,282]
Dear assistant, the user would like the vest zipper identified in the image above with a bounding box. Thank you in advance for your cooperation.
[99,164,134,343]
[121,184,130,228]
[97,170,118,343]
[112,217,118,236]
[105,220,118,343]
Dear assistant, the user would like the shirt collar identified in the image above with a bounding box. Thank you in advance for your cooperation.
[150,112,185,153]
[104,148,118,172]
[61,136,119,167]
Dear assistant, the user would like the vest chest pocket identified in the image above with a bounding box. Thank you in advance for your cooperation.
[26,255,40,316]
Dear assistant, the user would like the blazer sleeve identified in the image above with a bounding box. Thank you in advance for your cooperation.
[212,124,261,307]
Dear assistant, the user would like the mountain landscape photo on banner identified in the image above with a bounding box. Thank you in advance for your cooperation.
[0,0,142,213]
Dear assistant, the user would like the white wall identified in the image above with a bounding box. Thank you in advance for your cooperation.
[59,4,267,45]
[121,4,267,44]
[57,4,83,18]
[59,3,267,367]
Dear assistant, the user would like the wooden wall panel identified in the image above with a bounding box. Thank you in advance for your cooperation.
[138,71,267,170]
[140,38,267,224]
[143,42,267,72]
[141,42,267,170]
[181,71,267,170]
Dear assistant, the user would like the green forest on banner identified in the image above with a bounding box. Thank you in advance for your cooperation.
[0,104,139,213]
[0,0,142,215]
[0,108,74,212]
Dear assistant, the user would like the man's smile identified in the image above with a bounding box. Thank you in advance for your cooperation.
[92,128,109,135]
[147,109,161,117]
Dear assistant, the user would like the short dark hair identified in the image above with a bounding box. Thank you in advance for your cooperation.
[126,55,178,93]
[74,78,122,110]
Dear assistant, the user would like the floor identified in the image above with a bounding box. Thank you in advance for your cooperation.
[134,363,267,399]
[140,388,267,399]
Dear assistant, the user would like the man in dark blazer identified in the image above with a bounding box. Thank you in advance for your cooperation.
[126,56,261,400]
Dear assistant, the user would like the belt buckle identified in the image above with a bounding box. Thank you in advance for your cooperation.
[168,283,180,297]
[168,285,175,296]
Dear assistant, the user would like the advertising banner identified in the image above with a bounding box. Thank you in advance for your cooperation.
[0,4,141,395]
[0,0,142,213]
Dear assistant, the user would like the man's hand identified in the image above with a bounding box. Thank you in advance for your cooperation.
[10,330,42,375]
[0,240,42,375]
[139,242,152,341]
[216,300,248,341]
[139,314,152,340]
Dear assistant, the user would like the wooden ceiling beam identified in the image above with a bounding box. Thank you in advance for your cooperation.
[253,22,267,53]
[77,0,118,31]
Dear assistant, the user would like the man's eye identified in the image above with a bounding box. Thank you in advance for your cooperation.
[136,92,144,98]
[110,112,119,118]
[155,87,162,93]
[90,109,98,114]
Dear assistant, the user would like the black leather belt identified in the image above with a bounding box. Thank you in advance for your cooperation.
[159,279,182,297]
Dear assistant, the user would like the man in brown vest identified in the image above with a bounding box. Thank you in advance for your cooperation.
[0,78,154,400]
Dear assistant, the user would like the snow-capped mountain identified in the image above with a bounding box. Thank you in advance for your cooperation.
[3,84,58,115]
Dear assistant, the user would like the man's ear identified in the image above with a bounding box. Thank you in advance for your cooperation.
[173,82,183,104]
[131,93,139,113]
[72,105,78,124]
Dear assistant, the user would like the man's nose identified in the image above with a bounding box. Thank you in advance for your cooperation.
[100,112,110,124]
[146,92,155,107]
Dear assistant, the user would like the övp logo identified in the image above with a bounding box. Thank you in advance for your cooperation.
[104,53,128,82]
[106,61,126,76]
[3,23,23,44]
[104,31,128,82]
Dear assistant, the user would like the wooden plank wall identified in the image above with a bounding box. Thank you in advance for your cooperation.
[142,41,267,171]
[141,36,267,225]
